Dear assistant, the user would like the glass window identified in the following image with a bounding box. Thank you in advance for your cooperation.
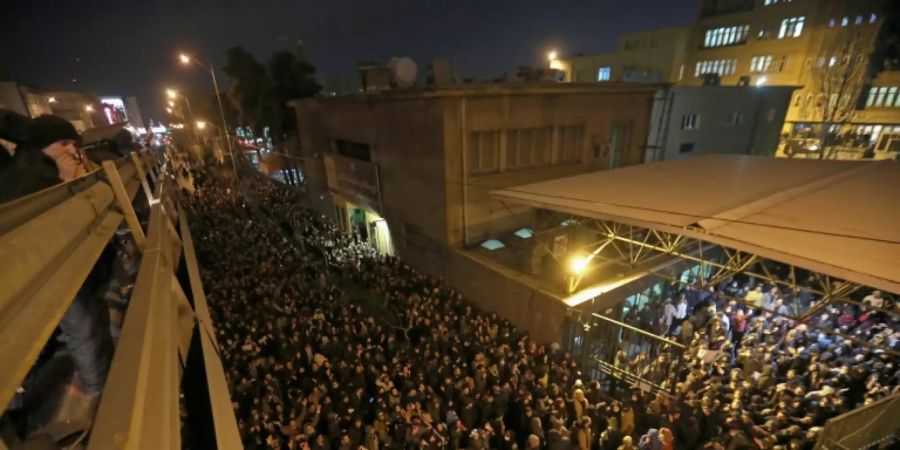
[870,13,878,24]
[875,87,887,107]
[866,87,877,107]
[841,17,849,27]
[598,66,611,81]
[828,18,836,27]
[681,114,700,130]
[855,15,863,25]
[778,16,805,38]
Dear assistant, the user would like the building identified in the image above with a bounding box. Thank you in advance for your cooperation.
[683,0,897,158]
[0,81,103,131]
[291,82,662,342]
[554,27,692,83]
[289,79,796,341]
[645,84,797,161]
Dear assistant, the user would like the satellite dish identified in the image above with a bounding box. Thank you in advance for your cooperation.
[388,57,418,87]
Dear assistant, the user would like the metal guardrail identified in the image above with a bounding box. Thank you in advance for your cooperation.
[814,392,900,450]
[0,151,242,449]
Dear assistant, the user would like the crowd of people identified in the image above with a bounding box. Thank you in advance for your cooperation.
[186,168,899,450]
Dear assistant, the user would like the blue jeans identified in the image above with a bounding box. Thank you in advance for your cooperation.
[58,280,113,395]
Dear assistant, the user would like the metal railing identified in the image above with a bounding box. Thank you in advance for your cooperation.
[0,150,242,449]
[814,392,900,450]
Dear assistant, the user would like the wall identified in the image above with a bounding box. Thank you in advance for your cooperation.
[564,27,691,83]
[0,82,27,115]
[650,85,795,161]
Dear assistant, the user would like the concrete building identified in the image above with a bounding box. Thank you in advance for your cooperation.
[291,83,662,342]
[289,80,796,342]
[554,27,692,83]
[682,0,897,157]
[645,85,797,161]
[0,81,103,131]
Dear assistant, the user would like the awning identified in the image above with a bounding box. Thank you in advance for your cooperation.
[492,155,900,294]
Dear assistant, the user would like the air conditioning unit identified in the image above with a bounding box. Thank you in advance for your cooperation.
[737,75,751,86]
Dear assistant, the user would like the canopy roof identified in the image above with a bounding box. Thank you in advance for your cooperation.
[492,155,900,294]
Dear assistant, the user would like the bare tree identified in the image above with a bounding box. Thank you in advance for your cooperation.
[799,32,873,159]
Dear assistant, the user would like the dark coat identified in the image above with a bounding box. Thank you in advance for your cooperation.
[0,147,60,204]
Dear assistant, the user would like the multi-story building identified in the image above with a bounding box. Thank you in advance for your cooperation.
[554,27,692,83]
[683,0,896,158]
[0,81,103,131]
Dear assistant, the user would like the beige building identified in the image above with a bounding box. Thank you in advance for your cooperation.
[0,82,102,131]
[554,27,692,83]
[682,0,897,157]
[291,83,661,343]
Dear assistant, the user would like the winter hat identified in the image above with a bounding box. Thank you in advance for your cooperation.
[25,115,79,151]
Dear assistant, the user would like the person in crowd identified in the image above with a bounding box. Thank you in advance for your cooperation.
[184,164,899,450]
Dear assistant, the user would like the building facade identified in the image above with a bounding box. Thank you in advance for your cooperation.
[646,85,797,161]
[683,0,897,158]
[291,83,661,342]
[0,81,103,131]
[555,27,692,83]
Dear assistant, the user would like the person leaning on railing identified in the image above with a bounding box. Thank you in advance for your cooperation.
[0,115,113,437]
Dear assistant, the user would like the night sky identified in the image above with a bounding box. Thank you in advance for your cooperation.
[1,0,696,122]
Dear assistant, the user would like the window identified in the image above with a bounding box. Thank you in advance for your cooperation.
[779,16,805,38]
[764,0,792,4]
[726,112,743,126]
[867,86,900,108]
[679,142,694,154]
[468,131,499,174]
[774,56,788,72]
[681,114,700,130]
[480,239,505,251]
[870,13,878,24]
[841,17,849,27]
[828,56,838,67]
[750,55,772,73]
[703,25,750,47]
[506,127,551,170]
[558,124,584,163]
[828,18,836,28]
[855,15,863,25]
[598,66,611,81]
[695,59,738,77]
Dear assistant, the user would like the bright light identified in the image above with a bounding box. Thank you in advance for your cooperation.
[196,120,207,130]
[179,53,191,64]
[166,88,178,99]
[167,100,175,107]
[547,50,558,61]
[84,105,94,112]
[166,107,173,114]
[755,76,768,87]
[48,96,57,103]
[570,255,590,274]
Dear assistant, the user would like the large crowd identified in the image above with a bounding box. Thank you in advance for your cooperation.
[186,169,899,450]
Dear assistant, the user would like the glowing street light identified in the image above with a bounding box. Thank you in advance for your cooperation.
[196,120,207,130]
[84,105,94,112]
[166,107,173,114]
[167,100,175,108]
[179,53,191,64]
[166,88,178,99]
[48,96,57,103]
[547,50,558,61]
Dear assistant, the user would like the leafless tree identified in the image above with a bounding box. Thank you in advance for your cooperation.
[798,32,873,159]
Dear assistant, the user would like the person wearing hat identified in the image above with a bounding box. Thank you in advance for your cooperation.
[0,114,85,203]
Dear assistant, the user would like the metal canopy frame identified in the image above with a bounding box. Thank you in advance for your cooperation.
[525,209,899,357]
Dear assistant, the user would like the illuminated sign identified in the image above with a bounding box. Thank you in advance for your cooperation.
[100,97,128,123]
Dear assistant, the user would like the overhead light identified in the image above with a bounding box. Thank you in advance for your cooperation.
[570,255,590,274]
[547,50,558,61]
[755,76,768,87]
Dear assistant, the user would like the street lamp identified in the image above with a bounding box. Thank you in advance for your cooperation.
[84,105,94,112]
[570,255,590,275]
[166,88,178,99]
[178,51,236,178]
[547,50,558,61]
[166,107,173,114]
[166,87,200,144]
[196,120,207,130]
[167,100,175,108]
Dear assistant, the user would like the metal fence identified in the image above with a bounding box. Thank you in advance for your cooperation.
[0,151,242,449]
[814,392,900,450]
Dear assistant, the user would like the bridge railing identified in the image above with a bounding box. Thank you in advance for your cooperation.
[0,150,242,449]
[814,392,900,450]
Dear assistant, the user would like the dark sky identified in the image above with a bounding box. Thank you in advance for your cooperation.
[0,0,696,121]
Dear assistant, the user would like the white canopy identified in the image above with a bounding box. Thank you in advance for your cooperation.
[492,155,900,294]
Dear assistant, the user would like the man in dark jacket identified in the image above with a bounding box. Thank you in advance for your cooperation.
[1,115,113,440]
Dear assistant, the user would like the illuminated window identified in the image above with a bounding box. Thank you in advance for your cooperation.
[870,13,878,23]
[855,15,863,25]
[681,114,700,130]
[750,55,773,73]
[703,25,750,48]
[480,239,506,251]
[764,0,792,4]
[841,17,849,27]
[868,87,900,108]
[695,59,738,77]
[828,18,836,28]
[779,16,805,38]
[514,228,533,239]
[598,66,611,81]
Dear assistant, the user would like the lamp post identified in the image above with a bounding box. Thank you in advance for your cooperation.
[178,52,237,179]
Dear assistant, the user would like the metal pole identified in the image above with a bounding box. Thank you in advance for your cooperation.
[183,95,200,145]
[208,59,237,179]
